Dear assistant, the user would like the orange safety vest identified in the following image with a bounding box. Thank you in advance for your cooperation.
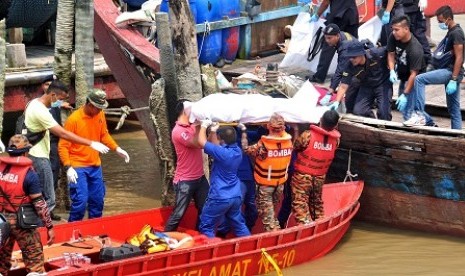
[0,156,32,213]
[294,125,340,176]
[254,133,293,186]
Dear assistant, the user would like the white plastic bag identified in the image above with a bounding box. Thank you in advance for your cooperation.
[279,13,337,74]
[358,15,383,45]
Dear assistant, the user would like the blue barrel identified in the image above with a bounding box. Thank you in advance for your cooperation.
[219,0,240,63]
[160,0,197,21]
[196,0,222,64]
[123,0,147,9]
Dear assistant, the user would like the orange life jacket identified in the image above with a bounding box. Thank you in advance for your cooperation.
[254,133,293,186]
[0,156,33,213]
[294,125,340,176]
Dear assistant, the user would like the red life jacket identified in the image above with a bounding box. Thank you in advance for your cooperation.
[294,125,341,176]
[254,133,293,186]
[0,156,33,213]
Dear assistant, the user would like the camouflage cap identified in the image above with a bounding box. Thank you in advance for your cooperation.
[87,89,109,109]
[269,113,285,128]
[6,134,32,156]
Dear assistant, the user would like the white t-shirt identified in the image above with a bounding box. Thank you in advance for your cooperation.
[24,99,58,158]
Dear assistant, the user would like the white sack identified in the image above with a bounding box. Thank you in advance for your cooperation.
[185,81,329,124]
[358,15,383,45]
[279,13,338,74]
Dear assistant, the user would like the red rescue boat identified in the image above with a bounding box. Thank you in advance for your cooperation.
[9,181,363,275]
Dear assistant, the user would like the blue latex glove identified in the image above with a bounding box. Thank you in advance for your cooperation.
[322,7,330,18]
[446,80,457,95]
[381,11,390,25]
[396,94,408,112]
[319,94,332,106]
[328,101,340,110]
[310,14,319,23]
[375,0,381,6]
[389,70,399,83]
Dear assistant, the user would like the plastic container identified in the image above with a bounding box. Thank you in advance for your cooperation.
[196,0,222,64]
[219,0,240,62]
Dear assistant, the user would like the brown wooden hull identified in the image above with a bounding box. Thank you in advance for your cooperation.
[327,115,465,237]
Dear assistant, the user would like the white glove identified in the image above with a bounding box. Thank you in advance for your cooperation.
[210,122,220,132]
[237,123,247,131]
[418,0,427,12]
[201,119,212,128]
[90,141,109,154]
[67,167,78,183]
[116,147,130,163]
[0,140,5,153]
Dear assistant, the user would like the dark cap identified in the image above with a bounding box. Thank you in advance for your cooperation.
[87,89,109,109]
[42,74,57,84]
[6,134,32,156]
[323,24,340,36]
[343,41,366,58]
[48,80,68,93]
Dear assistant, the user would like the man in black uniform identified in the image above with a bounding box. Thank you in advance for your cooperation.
[379,0,431,65]
[309,0,359,83]
[387,15,430,125]
[328,41,393,120]
[318,24,356,106]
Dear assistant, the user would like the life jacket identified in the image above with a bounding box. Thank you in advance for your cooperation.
[294,125,341,176]
[0,156,32,213]
[254,133,293,186]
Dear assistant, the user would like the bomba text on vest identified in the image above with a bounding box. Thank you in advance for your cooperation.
[313,141,333,151]
[268,148,292,158]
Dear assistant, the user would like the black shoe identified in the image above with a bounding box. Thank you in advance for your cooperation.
[425,122,439,127]
[309,76,324,84]
[50,212,61,221]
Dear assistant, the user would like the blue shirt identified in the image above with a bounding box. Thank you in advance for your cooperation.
[23,169,42,195]
[236,128,261,181]
[204,142,242,200]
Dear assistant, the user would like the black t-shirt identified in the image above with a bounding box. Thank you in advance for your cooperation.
[445,24,465,72]
[341,47,390,87]
[387,34,425,81]
[382,0,419,13]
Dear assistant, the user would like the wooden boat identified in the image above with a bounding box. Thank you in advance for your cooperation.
[327,114,465,237]
[9,181,363,276]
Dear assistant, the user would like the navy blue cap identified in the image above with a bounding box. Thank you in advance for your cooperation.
[323,24,340,36]
[42,74,57,84]
[343,41,366,58]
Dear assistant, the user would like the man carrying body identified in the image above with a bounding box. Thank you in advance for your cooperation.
[25,81,109,218]
[243,113,293,232]
[197,122,250,238]
[164,100,209,231]
[291,110,340,224]
[328,41,393,120]
[387,15,431,126]
[309,0,359,83]
[404,5,464,129]
[0,135,55,275]
[58,90,130,222]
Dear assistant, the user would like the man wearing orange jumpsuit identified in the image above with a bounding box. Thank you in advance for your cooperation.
[59,90,130,222]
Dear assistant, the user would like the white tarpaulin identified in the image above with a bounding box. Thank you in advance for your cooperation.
[358,15,383,45]
[185,81,330,124]
[279,13,338,74]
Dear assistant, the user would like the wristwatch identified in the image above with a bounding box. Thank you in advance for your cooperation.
[452,76,458,81]
[63,165,70,171]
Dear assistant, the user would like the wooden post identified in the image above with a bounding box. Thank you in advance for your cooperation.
[75,0,94,107]
[155,12,179,128]
[54,0,75,87]
[149,78,176,206]
[168,0,203,101]
[0,20,5,139]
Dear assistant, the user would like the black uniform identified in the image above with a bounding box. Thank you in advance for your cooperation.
[311,0,359,82]
[329,32,355,90]
[341,47,393,120]
[380,0,431,64]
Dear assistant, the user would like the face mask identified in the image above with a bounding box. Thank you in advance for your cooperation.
[439,22,448,30]
[51,100,63,108]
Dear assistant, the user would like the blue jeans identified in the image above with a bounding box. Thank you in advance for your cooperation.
[164,176,209,231]
[199,197,250,238]
[29,155,55,212]
[412,69,463,129]
[68,166,105,222]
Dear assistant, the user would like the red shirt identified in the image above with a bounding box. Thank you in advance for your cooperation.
[172,121,204,183]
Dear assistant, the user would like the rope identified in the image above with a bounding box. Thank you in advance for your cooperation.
[343,149,358,183]
[104,105,149,130]
[198,21,211,59]
[260,248,283,276]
